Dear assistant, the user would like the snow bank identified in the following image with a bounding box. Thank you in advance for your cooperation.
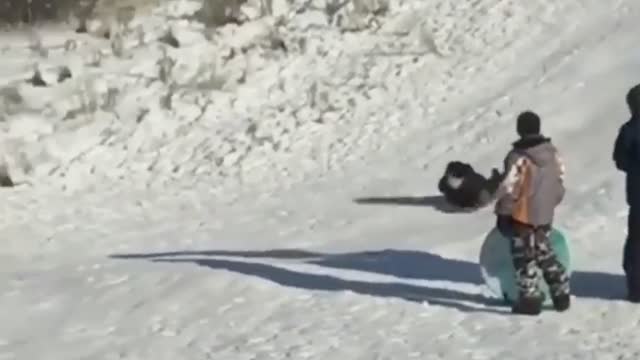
[0,0,590,192]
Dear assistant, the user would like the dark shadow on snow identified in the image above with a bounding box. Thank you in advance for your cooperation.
[113,249,483,284]
[353,195,475,214]
[571,271,627,300]
[151,257,507,314]
[111,247,630,314]
[111,249,507,314]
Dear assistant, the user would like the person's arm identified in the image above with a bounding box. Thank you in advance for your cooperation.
[555,151,566,205]
[614,122,633,172]
[494,151,523,216]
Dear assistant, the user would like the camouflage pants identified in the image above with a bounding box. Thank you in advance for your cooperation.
[510,225,570,299]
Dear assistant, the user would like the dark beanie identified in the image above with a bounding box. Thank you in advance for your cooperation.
[516,111,541,137]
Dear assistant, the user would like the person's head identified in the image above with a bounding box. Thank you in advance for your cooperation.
[516,111,541,138]
[445,160,472,178]
[626,84,640,118]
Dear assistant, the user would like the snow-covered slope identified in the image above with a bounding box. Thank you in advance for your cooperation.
[1,0,640,359]
[0,0,618,193]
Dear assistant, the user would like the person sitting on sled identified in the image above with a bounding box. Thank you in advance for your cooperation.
[437,161,501,209]
[494,110,570,315]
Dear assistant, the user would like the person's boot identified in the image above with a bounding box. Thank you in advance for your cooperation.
[511,295,543,316]
[551,293,570,312]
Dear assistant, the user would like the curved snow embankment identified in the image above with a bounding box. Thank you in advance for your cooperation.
[0,0,616,192]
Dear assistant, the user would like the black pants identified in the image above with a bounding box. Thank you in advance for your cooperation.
[624,205,640,297]
[508,223,570,299]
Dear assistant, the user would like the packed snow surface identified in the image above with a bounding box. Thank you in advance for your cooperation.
[1,0,640,359]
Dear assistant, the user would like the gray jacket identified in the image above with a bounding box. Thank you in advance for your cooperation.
[494,136,565,226]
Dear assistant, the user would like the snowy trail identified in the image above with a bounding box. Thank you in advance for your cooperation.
[3,2,640,360]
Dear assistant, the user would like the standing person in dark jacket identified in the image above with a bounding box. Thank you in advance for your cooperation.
[613,84,640,302]
[494,111,569,315]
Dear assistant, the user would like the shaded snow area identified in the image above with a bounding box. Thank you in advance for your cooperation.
[3,0,640,359]
[0,0,614,193]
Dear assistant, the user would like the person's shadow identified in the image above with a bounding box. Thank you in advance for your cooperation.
[353,195,477,214]
[111,249,504,314]
[110,248,627,314]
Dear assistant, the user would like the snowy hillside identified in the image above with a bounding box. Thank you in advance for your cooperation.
[1,0,640,359]
[0,0,618,193]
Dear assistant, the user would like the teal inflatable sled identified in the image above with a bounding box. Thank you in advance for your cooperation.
[479,227,571,304]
